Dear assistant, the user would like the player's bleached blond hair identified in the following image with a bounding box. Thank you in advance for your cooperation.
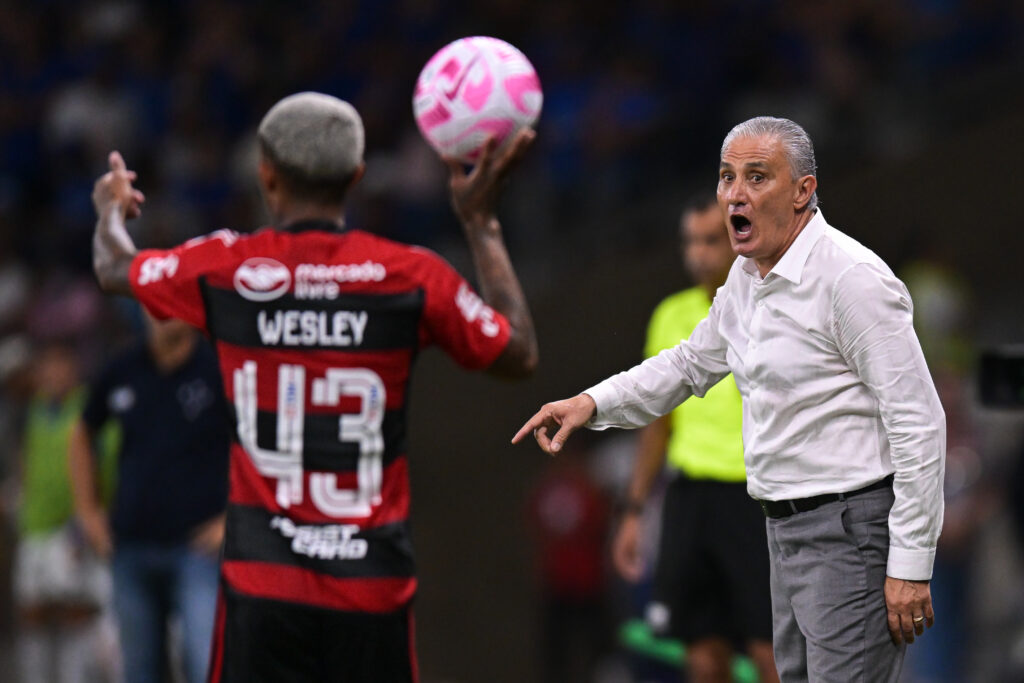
[721,116,819,212]
[257,92,364,203]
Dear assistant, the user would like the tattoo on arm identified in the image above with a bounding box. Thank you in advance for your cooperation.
[464,217,538,378]
[93,208,137,296]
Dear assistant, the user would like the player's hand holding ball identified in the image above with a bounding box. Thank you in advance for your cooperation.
[444,128,536,234]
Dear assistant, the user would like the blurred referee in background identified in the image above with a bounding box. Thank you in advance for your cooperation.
[612,195,778,683]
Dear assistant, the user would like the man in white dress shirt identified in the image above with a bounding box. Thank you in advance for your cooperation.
[514,117,945,682]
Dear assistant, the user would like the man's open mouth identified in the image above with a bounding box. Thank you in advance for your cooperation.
[731,215,752,236]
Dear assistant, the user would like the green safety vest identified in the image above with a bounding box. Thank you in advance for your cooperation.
[20,388,119,537]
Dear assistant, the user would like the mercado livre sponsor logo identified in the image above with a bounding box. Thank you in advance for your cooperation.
[294,261,387,300]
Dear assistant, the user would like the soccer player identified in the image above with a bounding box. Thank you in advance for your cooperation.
[91,92,538,682]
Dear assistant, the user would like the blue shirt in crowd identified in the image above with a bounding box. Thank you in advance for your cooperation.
[82,339,230,544]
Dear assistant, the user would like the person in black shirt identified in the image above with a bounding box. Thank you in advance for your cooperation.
[69,311,230,683]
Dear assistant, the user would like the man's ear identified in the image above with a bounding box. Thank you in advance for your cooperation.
[257,156,282,218]
[794,174,817,210]
[346,162,366,193]
[258,156,277,196]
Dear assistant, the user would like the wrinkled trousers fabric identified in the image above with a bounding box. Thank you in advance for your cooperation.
[766,487,905,682]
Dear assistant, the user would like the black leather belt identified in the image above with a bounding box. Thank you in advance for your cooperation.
[758,475,894,519]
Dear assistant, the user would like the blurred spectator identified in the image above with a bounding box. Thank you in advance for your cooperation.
[69,313,230,683]
[10,341,117,683]
[901,256,997,683]
[45,51,140,165]
[0,232,30,339]
[901,258,973,376]
[903,380,996,683]
[526,435,612,683]
[26,268,105,342]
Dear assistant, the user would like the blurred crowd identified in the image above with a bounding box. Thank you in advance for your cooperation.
[0,0,1019,381]
[2,0,1022,269]
[1,0,1023,681]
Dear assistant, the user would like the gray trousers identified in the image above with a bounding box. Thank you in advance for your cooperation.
[766,486,905,682]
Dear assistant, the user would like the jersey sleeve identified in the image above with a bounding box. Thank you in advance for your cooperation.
[417,251,511,370]
[129,230,239,333]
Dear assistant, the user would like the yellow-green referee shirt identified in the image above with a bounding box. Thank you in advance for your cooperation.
[644,287,745,481]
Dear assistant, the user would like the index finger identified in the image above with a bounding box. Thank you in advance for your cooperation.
[511,411,546,444]
[109,151,127,173]
[466,135,499,181]
[492,127,535,175]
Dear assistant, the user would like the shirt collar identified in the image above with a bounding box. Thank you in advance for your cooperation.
[279,218,348,234]
[740,210,827,284]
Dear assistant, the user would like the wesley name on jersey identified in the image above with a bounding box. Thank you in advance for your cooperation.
[257,309,368,347]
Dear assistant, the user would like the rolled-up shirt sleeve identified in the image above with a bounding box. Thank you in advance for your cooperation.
[585,292,732,431]
[833,263,946,580]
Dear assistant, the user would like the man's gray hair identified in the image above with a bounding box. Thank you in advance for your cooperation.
[721,116,818,211]
[257,92,364,188]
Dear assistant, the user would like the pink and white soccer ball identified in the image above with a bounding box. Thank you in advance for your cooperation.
[413,36,542,163]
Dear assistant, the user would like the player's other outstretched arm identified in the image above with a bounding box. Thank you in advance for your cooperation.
[92,151,145,296]
[445,129,538,379]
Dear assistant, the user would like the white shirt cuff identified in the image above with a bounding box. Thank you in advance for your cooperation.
[886,546,935,581]
[582,381,619,429]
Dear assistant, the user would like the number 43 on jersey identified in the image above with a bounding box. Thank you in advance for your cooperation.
[233,361,386,519]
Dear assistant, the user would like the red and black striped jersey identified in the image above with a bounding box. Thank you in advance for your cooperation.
[129,220,511,613]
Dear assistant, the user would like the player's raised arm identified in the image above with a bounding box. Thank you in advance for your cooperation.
[444,128,538,378]
[92,151,145,296]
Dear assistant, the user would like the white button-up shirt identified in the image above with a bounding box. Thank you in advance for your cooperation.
[586,210,945,580]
